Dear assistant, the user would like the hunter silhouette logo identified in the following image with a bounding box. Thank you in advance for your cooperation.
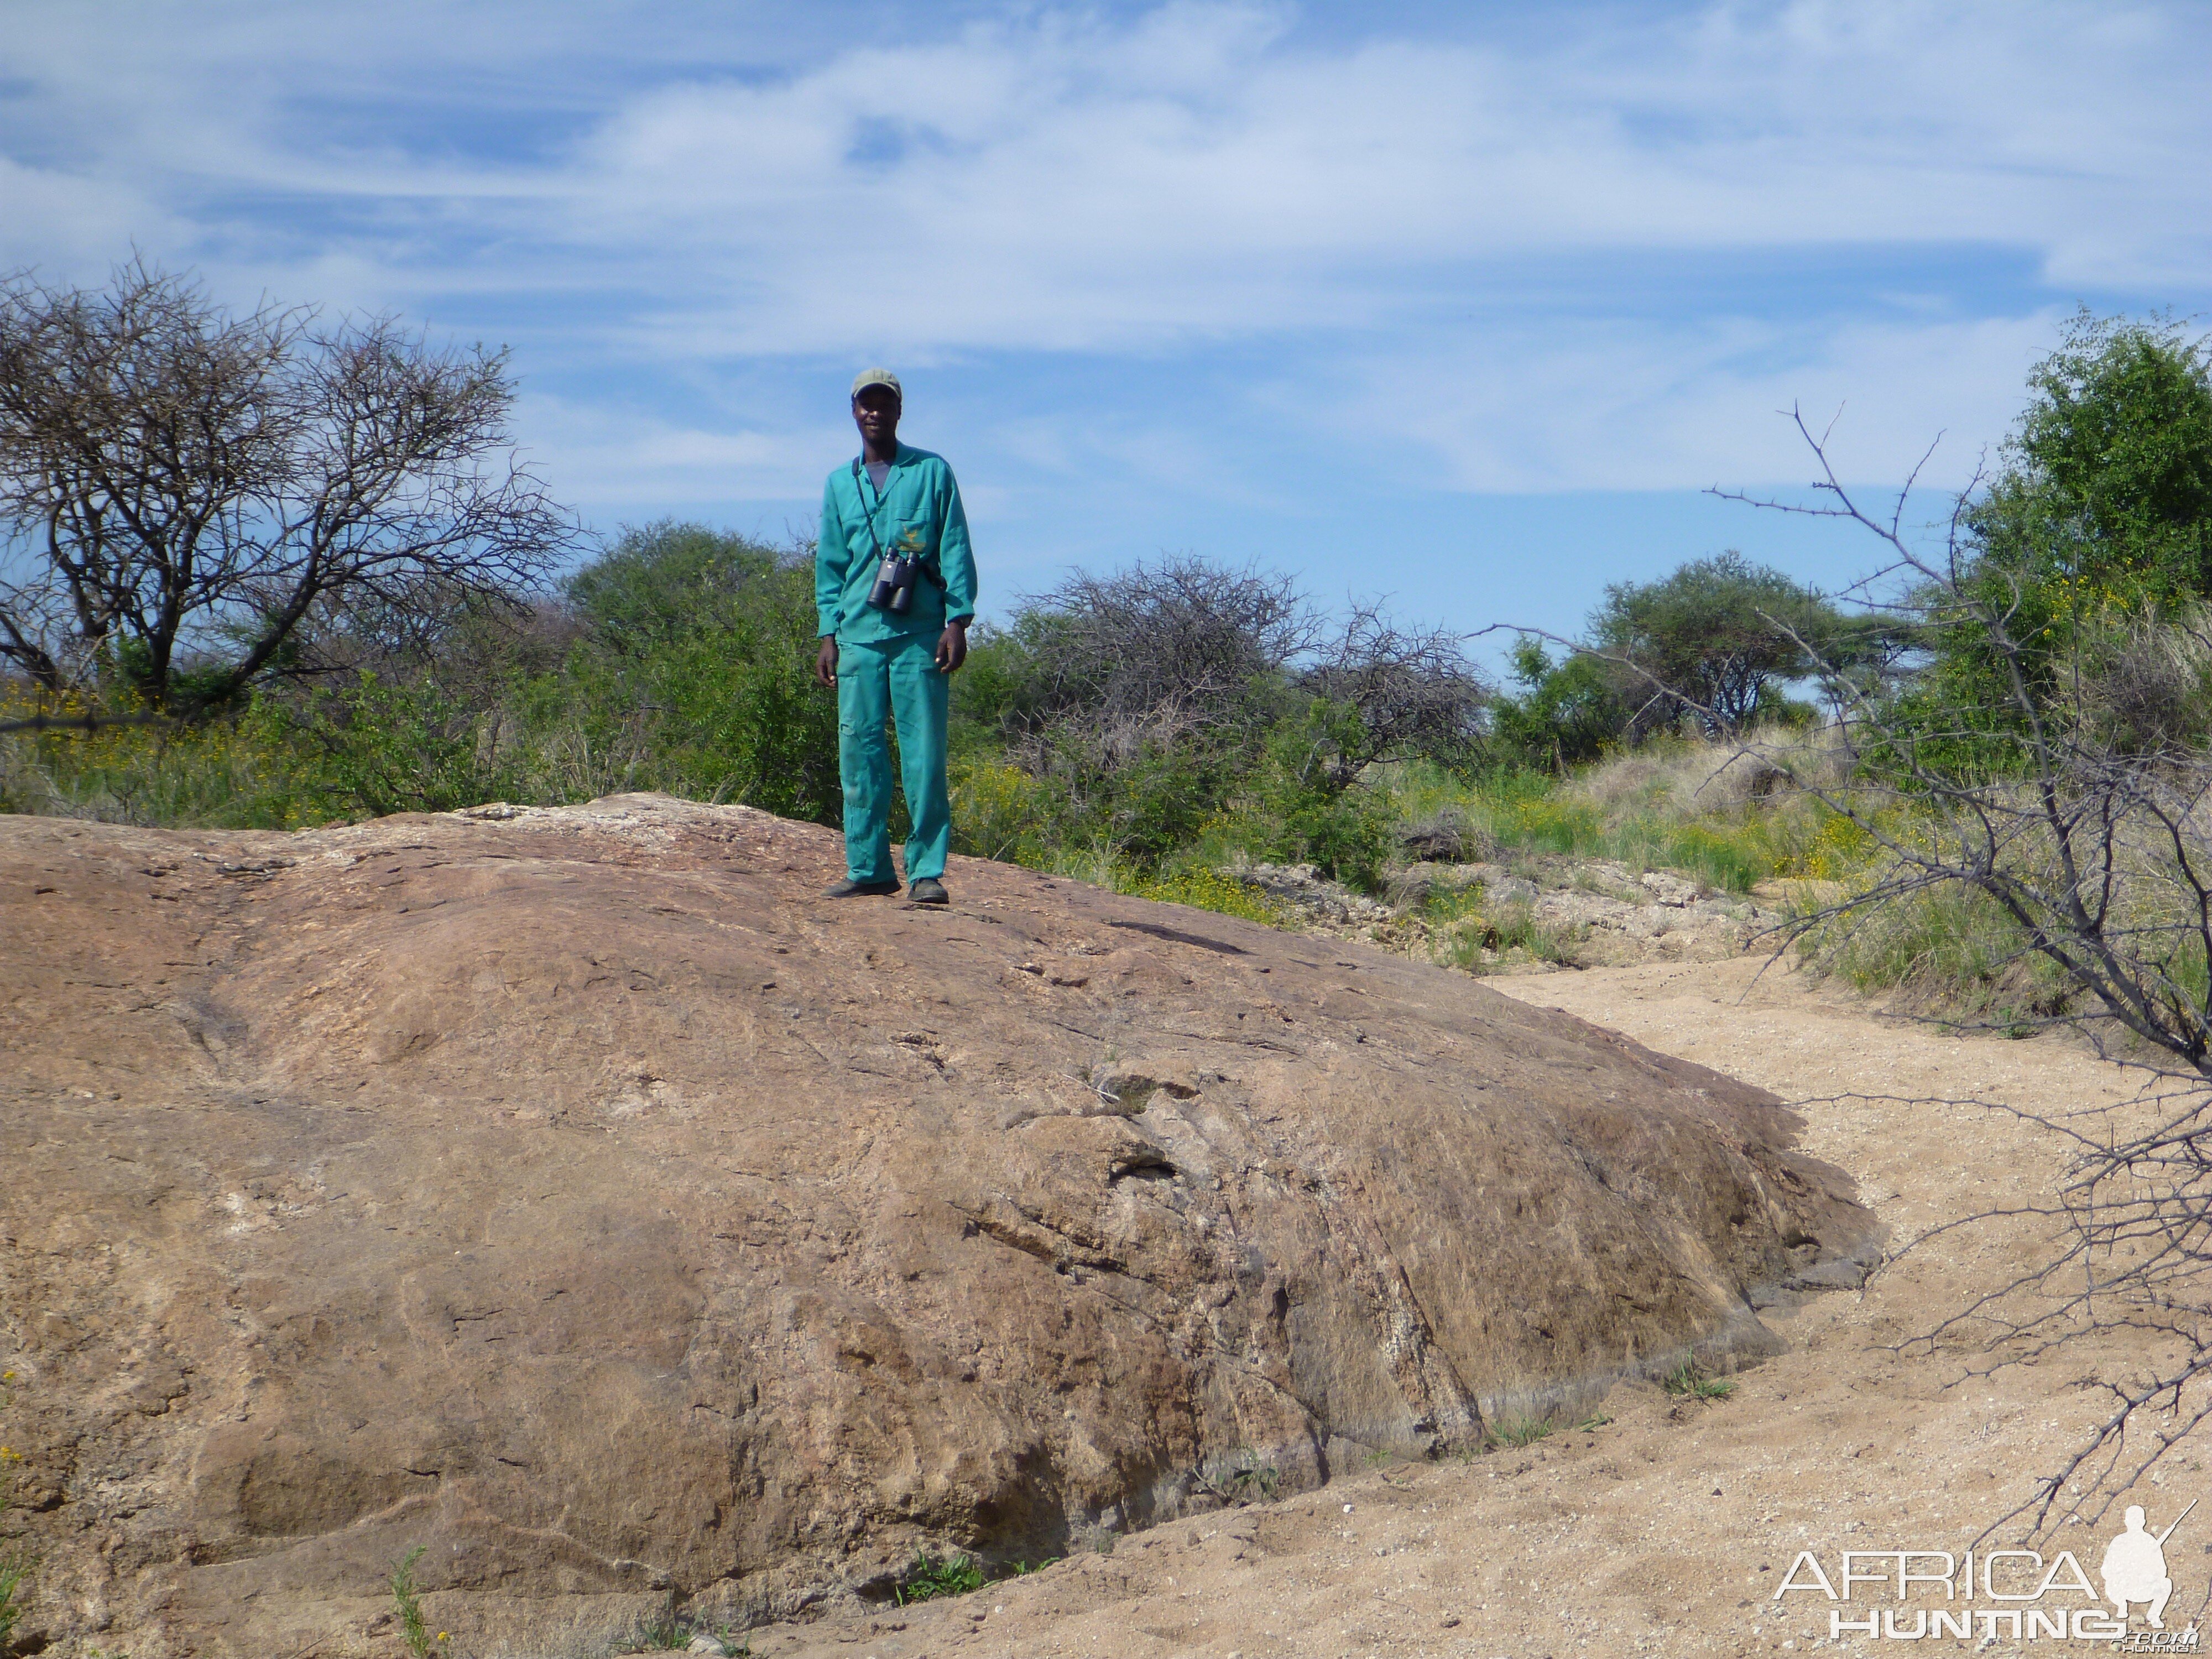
[1775,1500,2202,1645]
[2105,1502,2192,1630]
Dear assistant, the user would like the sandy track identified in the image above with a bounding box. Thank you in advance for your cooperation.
[738,958,2204,1659]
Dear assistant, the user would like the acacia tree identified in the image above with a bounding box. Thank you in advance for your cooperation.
[1590,551,1866,736]
[0,259,577,718]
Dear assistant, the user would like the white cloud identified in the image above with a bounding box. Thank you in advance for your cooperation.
[0,157,181,272]
[513,394,842,504]
[1311,311,2063,492]
[14,3,2208,332]
[541,0,2211,357]
[2,1,2206,499]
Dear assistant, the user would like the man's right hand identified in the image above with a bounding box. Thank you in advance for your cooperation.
[813,635,839,689]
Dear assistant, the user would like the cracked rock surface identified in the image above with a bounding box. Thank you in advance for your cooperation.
[0,794,1875,1656]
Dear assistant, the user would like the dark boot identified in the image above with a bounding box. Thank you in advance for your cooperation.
[909,876,948,905]
[823,877,901,898]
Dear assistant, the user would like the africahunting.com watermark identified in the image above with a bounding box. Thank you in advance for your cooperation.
[1776,1503,2200,1646]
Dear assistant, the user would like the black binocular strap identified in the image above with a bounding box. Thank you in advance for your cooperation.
[851,457,945,589]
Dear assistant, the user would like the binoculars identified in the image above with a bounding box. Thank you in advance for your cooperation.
[868,551,924,613]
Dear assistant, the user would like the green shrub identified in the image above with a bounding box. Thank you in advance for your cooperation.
[1239,706,1397,885]
[1871,314,2212,778]
[248,673,497,820]
[1778,808,1880,880]
[516,523,841,820]
[1198,1446,1283,1504]
[949,756,1056,864]
[390,1545,434,1659]
[0,521,849,834]
[1128,865,1291,927]
[1488,640,1631,768]
[894,1550,985,1605]
[1660,1360,1734,1401]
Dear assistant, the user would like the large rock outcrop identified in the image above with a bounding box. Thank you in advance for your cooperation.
[0,795,1877,1656]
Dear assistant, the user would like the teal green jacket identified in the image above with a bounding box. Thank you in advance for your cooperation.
[816,444,978,644]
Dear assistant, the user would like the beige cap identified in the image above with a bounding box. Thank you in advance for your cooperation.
[851,367,902,399]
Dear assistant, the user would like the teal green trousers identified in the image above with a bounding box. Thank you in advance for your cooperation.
[836,633,951,884]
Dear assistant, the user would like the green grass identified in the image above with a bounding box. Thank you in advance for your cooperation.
[1418,881,1487,925]
[1795,875,2081,1035]
[1488,1413,1557,1448]
[1,698,309,827]
[1443,901,1585,973]
[894,1550,986,1605]
[1811,881,2022,994]
[0,1553,30,1653]
[1660,1360,1735,1401]
[1384,752,1834,896]
[46,688,2077,1039]
[0,1423,29,1655]
[628,1588,698,1650]
[1401,749,2110,1036]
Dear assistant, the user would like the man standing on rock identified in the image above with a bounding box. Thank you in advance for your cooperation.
[813,368,978,904]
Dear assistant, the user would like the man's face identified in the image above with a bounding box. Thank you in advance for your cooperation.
[853,385,900,448]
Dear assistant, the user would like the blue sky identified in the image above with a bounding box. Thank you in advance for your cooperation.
[5,1,2209,665]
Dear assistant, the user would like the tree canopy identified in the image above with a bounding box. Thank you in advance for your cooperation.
[1590,551,1858,736]
[0,260,577,715]
[1893,312,2212,764]
[1974,310,2212,612]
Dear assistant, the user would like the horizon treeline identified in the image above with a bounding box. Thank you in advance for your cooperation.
[6,267,2212,910]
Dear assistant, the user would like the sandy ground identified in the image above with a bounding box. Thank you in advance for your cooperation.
[732,957,2208,1659]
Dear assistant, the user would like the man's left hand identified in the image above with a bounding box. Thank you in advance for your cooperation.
[936,620,968,672]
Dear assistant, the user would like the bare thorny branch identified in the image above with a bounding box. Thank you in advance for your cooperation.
[1503,402,2212,1541]
[1807,1083,2212,1543]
